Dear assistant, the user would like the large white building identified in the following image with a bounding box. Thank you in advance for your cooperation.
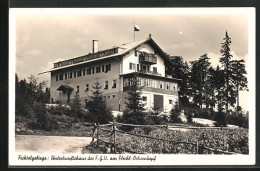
[45,35,180,113]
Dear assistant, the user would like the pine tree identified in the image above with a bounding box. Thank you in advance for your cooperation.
[190,53,211,108]
[219,31,234,111]
[71,92,82,118]
[167,56,191,107]
[210,65,225,111]
[121,75,147,125]
[230,59,248,111]
[85,80,113,124]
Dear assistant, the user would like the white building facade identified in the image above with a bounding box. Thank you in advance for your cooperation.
[46,35,180,113]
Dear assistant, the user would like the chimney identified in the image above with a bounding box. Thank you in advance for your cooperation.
[92,40,98,53]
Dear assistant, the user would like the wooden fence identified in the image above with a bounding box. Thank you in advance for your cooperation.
[91,122,237,154]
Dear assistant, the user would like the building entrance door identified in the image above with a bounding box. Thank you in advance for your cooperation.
[154,94,163,112]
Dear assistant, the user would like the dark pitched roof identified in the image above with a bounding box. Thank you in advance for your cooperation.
[57,85,74,92]
[39,35,173,74]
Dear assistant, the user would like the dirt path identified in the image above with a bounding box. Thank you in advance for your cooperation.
[16,135,92,154]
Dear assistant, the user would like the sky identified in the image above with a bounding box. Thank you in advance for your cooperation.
[12,8,253,111]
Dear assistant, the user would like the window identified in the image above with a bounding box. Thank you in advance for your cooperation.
[74,71,76,78]
[108,96,110,99]
[104,96,106,99]
[112,80,117,88]
[102,65,105,72]
[137,64,139,71]
[92,68,95,74]
[76,86,79,93]
[59,74,63,80]
[69,72,72,78]
[166,83,170,90]
[105,64,111,73]
[65,73,67,80]
[77,70,82,77]
[142,65,146,71]
[135,50,138,56]
[104,81,108,89]
[105,65,109,72]
[83,69,85,76]
[56,75,58,81]
[113,95,115,98]
[85,84,89,91]
[87,68,91,75]
[142,96,147,101]
[144,79,147,87]
[129,62,132,70]
[153,67,157,73]
[169,100,173,104]
[96,66,101,73]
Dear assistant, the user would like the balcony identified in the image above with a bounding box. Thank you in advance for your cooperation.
[123,76,178,95]
[139,52,157,65]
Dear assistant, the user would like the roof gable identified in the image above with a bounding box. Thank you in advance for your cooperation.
[39,35,173,74]
[118,36,173,66]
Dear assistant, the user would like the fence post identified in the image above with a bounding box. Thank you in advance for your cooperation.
[113,121,116,153]
[92,123,97,141]
[97,123,99,147]
[196,140,199,154]
[110,122,113,153]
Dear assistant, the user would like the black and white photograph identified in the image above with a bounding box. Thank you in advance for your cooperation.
[9,8,255,166]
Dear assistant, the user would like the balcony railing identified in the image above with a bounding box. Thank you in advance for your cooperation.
[139,52,157,65]
[138,70,161,76]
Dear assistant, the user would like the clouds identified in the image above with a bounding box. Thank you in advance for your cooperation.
[14,10,249,87]
[23,49,43,57]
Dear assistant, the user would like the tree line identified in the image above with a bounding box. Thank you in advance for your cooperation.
[166,31,248,114]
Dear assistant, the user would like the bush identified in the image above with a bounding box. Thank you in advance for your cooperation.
[186,113,193,123]
[227,110,248,128]
[120,109,147,125]
[214,111,227,127]
[23,102,36,117]
[33,102,58,131]
[170,106,182,123]
[47,105,63,116]
[146,110,167,125]
[15,115,28,123]
[112,127,248,154]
